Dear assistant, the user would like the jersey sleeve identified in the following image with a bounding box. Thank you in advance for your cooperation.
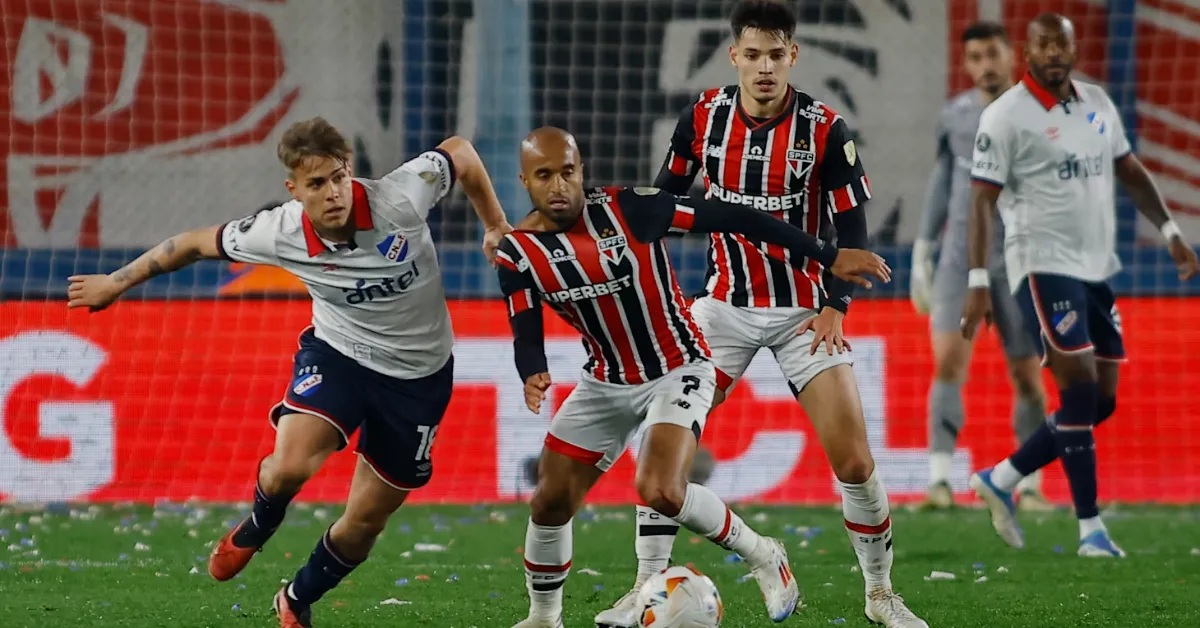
[372,148,457,227]
[820,117,872,213]
[652,103,702,195]
[917,107,954,242]
[216,204,286,265]
[1103,93,1133,160]
[615,187,692,242]
[970,107,1014,188]
[496,237,548,382]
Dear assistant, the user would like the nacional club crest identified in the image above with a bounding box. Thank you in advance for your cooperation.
[786,147,815,179]
[377,232,409,262]
[1087,111,1106,135]
[597,228,627,264]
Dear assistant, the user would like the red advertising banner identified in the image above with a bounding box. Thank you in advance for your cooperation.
[2,298,1198,505]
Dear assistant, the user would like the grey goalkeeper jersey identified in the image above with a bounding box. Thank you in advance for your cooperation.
[918,89,1005,266]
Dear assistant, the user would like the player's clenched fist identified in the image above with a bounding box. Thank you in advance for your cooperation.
[959,287,992,340]
[67,274,125,312]
[829,249,892,289]
[524,372,552,414]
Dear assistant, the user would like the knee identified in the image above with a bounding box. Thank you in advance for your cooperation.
[259,453,322,495]
[933,359,965,383]
[634,472,687,518]
[832,453,875,485]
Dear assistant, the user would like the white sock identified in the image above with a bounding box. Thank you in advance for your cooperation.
[1079,516,1106,540]
[524,518,572,620]
[635,505,679,585]
[673,483,766,563]
[1016,469,1043,494]
[929,452,953,487]
[840,470,893,593]
[990,459,1024,493]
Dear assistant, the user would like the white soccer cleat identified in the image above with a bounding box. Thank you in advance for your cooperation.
[511,617,564,628]
[747,537,801,622]
[1078,530,1126,558]
[920,481,954,510]
[865,589,929,627]
[969,468,1025,549]
[1016,488,1057,513]
[594,587,640,627]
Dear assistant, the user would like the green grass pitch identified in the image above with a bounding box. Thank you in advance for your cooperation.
[2,503,1198,627]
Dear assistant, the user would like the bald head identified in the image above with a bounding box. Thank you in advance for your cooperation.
[519,126,587,227]
[1028,12,1074,40]
[1025,12,1076,91]
[520,127,581,171]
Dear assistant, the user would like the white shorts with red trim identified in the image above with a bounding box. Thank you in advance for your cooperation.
[545,361,715,471]
[690,296,853,396]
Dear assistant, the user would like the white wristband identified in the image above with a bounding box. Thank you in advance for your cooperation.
[967,268,990,289]
[1162,220,1183,242]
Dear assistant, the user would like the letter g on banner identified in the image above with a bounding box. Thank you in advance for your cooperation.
[0,331,115,502]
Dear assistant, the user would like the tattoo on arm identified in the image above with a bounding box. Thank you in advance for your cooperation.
[113,268,133,284]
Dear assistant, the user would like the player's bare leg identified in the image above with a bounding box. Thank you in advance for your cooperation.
[599,390,734,628]
[799,365,927,628]
[210,413,341,581]
[924,330,973,509]
[275,456,412,627]
[636,423,798,623]
[514,447,605,628]
[1007,355,1053,511]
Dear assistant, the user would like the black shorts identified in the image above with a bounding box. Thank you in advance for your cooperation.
[1013,273,1126,366]
[270,328,454,489]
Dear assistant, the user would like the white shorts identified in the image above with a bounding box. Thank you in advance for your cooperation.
[545,361,716,472]
[690,296,854,395]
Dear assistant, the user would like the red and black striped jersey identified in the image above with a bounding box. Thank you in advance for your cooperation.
[495,187,710,385]
[655,85,871,309]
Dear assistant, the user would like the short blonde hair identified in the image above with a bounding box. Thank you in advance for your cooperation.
[277,116,352,173]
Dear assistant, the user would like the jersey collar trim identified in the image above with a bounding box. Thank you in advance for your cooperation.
[735,85,795,132]
[1021,72,1080,110]
[300,180,376,257]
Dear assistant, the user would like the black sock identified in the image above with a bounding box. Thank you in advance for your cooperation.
[1009,415,1059,476]
[288,529,362,609]
[232,483,293,548]
[1096,396,1116,427]
[1053,382,1100,519]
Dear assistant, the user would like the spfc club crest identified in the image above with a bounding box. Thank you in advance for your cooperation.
[786,148,815,179]
[597,228,627,264]
[377,232,409,262]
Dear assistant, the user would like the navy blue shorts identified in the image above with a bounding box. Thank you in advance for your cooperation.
[269,328,454,490]
[1013,273,1126,365]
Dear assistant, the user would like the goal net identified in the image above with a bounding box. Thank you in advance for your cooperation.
[1,0,1197,506]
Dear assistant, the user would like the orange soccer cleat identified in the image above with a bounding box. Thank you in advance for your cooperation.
[207,519,261,581]
[274,587,313,628]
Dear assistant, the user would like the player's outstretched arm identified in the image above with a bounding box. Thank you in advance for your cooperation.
[1115,154,1199,280]
[651,104,703,195]
[67,225,223,312]
[617,187,890,289]
[437,136,513,261]
[912,128,955,313]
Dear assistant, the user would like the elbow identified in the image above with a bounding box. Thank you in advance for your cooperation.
[436,136,482,185]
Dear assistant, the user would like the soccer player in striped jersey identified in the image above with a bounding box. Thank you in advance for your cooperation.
[963,14,1197,557]
[598,2,927,626]
[499,127,889,628]
[910,22,1051,511]
[67,117,512,628]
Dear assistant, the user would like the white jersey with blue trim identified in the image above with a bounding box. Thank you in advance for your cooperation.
[217,149,456,379]
[970,74,1132,292]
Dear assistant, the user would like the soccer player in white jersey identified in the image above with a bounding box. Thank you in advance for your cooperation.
[910,22,1051,511]
[962,14,1198,557]
[66,117,513,627]
[598,3,927,627]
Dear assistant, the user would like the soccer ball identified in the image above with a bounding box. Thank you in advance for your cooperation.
[636,565,724,628]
